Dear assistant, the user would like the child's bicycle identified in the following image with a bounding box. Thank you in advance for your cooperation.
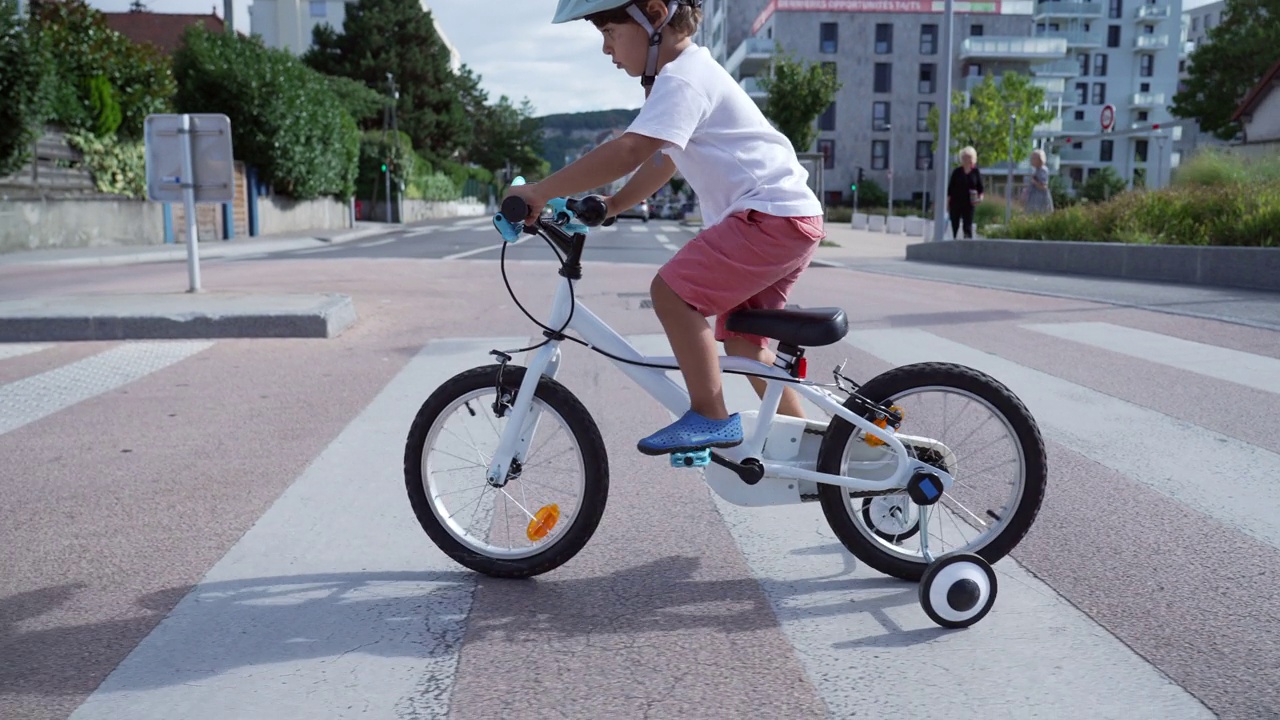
[403,185,1047,629]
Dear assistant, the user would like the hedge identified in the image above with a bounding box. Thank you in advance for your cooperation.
[0,1,45,176]
[171,26,359,200]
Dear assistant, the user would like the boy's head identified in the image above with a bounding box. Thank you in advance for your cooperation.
[553,1,702,85]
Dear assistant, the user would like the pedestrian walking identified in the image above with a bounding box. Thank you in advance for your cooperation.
[946,146,983,239]
[1022,148,1055,214]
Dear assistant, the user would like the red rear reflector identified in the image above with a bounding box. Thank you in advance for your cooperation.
[796,357,807,378]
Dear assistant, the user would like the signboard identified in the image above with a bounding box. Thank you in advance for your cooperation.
[1100,104,1116,132]
[753,0,1004,32]
[144,114,234,204]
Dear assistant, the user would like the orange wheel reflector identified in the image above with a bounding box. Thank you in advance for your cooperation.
[865,417,889,447]
[526,504,560,541]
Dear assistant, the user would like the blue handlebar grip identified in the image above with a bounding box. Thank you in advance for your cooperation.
[492,212,522,243]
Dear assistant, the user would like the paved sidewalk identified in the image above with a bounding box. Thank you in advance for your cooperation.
[0,222,396,268]
[811,224,925,267]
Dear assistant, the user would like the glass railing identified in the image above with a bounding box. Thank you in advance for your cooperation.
[960,36,1069,58]
[1135,3,1171,19]
[1034,1,1104,17]
[1135,34,1170,49]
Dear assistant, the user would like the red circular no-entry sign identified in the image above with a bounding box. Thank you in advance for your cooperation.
[1101,104,1116,132]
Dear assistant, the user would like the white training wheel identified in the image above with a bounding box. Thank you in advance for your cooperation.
[861,495,920,541]
[918,553,998,629]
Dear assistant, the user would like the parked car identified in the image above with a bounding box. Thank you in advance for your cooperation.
[616,199,650,222]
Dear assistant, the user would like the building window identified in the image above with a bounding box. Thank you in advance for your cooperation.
[919,63,936,94]
[1192,16,1199,31]
[1093,54,1107,76]
[874,63,892,93]
[1092,82,1106,104]
[971,24,984,36]
[1077,53,1090,76]
[1140,55,1154,77]
[875,24,893,54]
[819,102,836,131]
[1075,82,1088,104]
[1135,139,1149,162]
[921,24,938,54]
[916,141,934,170]
[917,102,933,132]
[1141,81,1151,92]
[1100,139,1114,162]
[310,0,326,17]
[818,139,835,169]
[1109,0,1122,18]
[1107,26,1121,47]
[1138,110,1149,121]
[873,101,890,131]
[1074,110,1085,120]
[820,22,838,53]
[872,140,888,170]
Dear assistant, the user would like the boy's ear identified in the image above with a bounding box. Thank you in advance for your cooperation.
[641,0,670,27]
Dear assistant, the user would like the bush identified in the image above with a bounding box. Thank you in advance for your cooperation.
[1078,165,1127,203]
[0,0,45,175]
[172,26,359,199]
[66,129,145,198]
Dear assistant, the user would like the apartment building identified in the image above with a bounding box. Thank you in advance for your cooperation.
[705,0,1182,204]
[1174,0,1227,159]
[249,0,461,70]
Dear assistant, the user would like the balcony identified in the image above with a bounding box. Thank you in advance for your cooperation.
[959,36,1068,61]
[1135,3,1170,21]
[739,76,766,101]
[1132,91,1167,107]
[1032,76,1067,95]
[1034,1,1103,19]
[724,37,775,78]
[1035,29,1102,48]
[1061,118,1101,136]
[1034,117,1062,135]
[1056,145,1096,163]
[1032,58,1082,76]
[1134,34,1170,50]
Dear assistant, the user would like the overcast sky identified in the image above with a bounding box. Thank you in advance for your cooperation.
[88,0,1216,117]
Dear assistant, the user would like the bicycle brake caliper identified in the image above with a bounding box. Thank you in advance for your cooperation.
[490,350,514,419]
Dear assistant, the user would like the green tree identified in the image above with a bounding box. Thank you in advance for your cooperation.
[303,0,471,161]
[0,0,46,176]
[1079,165,1127,203]
[927,73,1054,165]
[1172,0,1280,141]
[757,51,841,153]
[321,74,387,125]
[467,95,545,181]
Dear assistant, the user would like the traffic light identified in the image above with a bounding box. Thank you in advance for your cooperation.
[858,168,865,184]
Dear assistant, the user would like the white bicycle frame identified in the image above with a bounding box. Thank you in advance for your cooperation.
[484,272,954,497]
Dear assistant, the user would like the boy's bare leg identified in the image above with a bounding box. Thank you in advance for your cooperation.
[723,337,807,419]
[650,275,730,420]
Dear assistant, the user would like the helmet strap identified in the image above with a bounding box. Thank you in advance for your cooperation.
[626,1,680,91]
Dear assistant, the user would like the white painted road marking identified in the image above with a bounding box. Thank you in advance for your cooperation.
[359,237,398,248]
[291,245,344,255]
[629,225,647,233]
[655,233,677,252]
[66,336,527,720]
[627,333,1212,718]
[442,235,531,260]
[0,343,51,361]
[1024,321,1280,396]
[401,228,436,239]
[844,327,1280,552]
[0,341,213,437]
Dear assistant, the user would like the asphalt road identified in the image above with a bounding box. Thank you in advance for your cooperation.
[3,221,1280,719]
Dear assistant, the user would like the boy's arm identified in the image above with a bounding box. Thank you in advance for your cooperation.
[607,153,677,217]
[506,132,667,222]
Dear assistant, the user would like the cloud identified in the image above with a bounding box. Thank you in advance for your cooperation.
[429,0,646,116]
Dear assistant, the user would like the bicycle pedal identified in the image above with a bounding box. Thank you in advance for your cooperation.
[670,449,711,468]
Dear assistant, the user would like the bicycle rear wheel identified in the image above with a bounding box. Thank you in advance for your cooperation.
[404,364,609,578]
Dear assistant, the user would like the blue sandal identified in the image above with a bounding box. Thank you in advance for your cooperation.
[637,410,743,456]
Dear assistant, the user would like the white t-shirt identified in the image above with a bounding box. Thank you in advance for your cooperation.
[625,43,823,228]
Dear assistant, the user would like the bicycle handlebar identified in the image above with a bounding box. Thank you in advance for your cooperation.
[500,194,611,229]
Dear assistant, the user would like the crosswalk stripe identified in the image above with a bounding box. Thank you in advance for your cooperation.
[629,225,647,233]
[842,328,1280,552]
[0,341,213,437]
[1024,321,1280,396]
[0,343,51,361]
[66,336,528,720]
[626,333,1212,717]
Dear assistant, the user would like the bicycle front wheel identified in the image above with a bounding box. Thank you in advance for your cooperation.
[817,362,1047,581]
[404,364,609,578]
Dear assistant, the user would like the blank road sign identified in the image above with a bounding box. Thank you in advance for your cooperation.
[144,114,235,204]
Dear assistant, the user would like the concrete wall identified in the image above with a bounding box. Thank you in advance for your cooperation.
[0,196,165,254]
[257,194,352,235]
[364,199,487,223]
[906,239,1280,292]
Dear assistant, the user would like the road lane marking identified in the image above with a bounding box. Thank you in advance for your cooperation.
[1024,321,1280,397]
[0,341,213,437]
[66,336,528,720]
[291,245,344,255]
[359,237,398,248]
[843,327,1280,551]
[442,235,531,260]
[629,225,647,233]
[655,233,677,252]
[0,343,51,361]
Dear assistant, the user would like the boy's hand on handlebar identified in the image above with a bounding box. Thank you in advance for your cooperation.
[504,182,548,224]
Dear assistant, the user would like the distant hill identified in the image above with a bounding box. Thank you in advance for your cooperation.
[536,108,641,171]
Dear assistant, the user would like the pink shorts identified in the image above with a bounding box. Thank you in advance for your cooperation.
[657,209,826,348]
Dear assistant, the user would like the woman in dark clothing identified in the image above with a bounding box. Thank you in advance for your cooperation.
[946,146,984,239]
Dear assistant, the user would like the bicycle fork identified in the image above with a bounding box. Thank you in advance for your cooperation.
[485,341,561,486]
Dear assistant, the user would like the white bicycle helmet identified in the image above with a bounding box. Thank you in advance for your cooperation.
[552,0,702,88]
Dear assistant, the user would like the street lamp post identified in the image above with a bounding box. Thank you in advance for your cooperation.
[931,0,956,242]
[885,123,894,220]
[1005,108,1016,226]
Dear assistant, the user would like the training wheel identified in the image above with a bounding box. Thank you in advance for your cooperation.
[861,495,920,541]
[918,553,997,629]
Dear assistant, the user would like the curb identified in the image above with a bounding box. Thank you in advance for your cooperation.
[906,239,1280,293]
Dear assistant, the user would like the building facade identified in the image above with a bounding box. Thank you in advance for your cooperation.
[1174,0,1227,160]
[704,0,1183,205]
[249,0,461,70]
